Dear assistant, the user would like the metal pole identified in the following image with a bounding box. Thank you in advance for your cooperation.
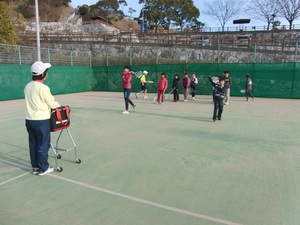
[18,46,22,65]
[217,45,220,63]
[35,0,41,61]
[89,51,92,67]
[185,47,188,64]
[142,9,144,33]
[294,41,298,62]
[106,50,109,66]
[253,44,257,63]
[47,48,50,63]
[130,47,132,65]
[70,51,73,66]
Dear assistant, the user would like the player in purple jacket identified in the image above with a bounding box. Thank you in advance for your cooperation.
[182,73,190,102]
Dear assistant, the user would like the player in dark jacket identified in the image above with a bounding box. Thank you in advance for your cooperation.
[208,76,226,121]
[245,73,254,101]
[190,73,198,100]
[172,74,180,102]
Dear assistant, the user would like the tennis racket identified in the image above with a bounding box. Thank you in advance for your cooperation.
[211,76,220,84]
[240,89,246,93]
[132,71,143,78]
[153,94,157,102]
[167,90,173,100]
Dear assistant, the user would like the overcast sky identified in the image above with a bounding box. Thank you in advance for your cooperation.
[69,0,298,29]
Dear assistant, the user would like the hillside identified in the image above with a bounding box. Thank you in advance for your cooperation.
[5,1,137,29]
[112,18,141,33]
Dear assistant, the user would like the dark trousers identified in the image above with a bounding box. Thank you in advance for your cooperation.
[191,85,196,97]
[213,97,224,119]
[246,89,254,100]
[173,89,179,101]
[123,88,134,110]
[25,119,51,172]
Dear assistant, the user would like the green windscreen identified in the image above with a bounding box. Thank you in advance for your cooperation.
[0,62,299,101]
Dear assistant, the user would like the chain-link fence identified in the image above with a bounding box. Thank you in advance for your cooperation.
[0,44,92,66]
[1,43,299,66]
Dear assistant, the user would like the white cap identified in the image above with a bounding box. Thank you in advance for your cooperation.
[143,70,148,74]
[31,61,51,76]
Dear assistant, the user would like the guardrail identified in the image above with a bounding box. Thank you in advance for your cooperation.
[194,24,300,32]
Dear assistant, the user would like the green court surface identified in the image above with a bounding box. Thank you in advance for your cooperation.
[1,92,300,225]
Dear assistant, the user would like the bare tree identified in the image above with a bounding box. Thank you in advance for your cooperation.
[276,0,300,29]
[245,0,281,30]
[203,0,244,30]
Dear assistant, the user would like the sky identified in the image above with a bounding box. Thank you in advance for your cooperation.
[69,0,295,29]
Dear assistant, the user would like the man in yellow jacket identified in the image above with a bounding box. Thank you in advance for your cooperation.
[24,61,60,176]
[135,70,148,99]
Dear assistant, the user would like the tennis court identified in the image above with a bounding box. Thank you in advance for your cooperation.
[1,92,300,225]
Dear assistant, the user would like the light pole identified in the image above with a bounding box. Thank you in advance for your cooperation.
[35,0,41,61]
[271,14,276,30]
[142,9,145,33]
[271,14,276,43]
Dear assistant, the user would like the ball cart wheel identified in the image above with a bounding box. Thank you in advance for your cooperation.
[75,158,81,164]
[56,166,63,172]
[57,154,61,159]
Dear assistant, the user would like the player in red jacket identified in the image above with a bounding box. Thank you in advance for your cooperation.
[156,73,168,104]
[122,66,136,114]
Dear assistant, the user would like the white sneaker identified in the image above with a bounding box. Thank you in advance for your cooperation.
[135,93,138,98]
[122,111,129,114]
[32,168,39,175]
[192,97,195,100]
[184,100,187,102]
[144,96,148,99]
[38,167,54,176]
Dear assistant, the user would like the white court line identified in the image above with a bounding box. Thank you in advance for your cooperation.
[0,172,29,186]
[0,158,242,225]
[0,159,31,186]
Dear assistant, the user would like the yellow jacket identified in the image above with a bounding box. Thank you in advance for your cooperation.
[24,81,60,120]
[140,74,146,84]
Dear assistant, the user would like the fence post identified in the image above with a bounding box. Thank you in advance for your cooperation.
[130,47,132,65]
[185,47,188,64]
[294,42,298,62]
[18,46,21,65]
[253,44,257,63]
[48,48,50,63]
[217,45,220,63]
[70,50,73,66]
[156,47,159,65]
[106,50,109,66]
[89,51,92,67]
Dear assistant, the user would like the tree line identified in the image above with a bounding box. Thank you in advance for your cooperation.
[80,0,300,32]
